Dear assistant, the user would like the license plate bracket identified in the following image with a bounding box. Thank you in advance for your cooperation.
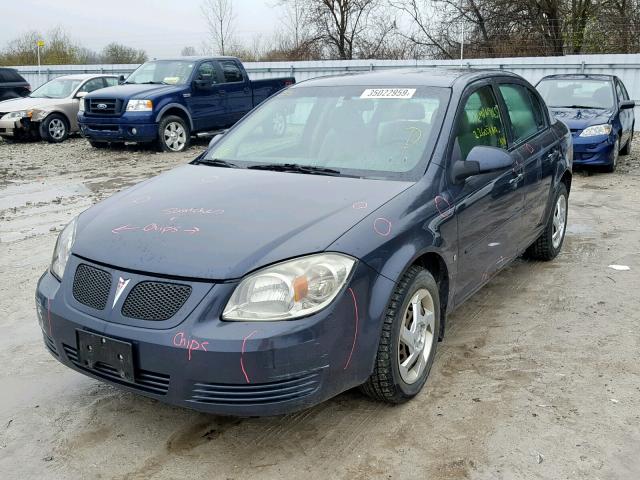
[77,330,135,382]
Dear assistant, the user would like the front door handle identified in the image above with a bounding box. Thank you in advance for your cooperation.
[509,173,524,186]
[218,90,227,96]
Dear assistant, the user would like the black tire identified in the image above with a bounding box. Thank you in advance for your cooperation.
[39,113,69,143]
[360,266,440,404]
[89,140,109,149]
[157,115,190,152]
[525,183,568,261]
[620,129,633,156]
[604,136,620,173]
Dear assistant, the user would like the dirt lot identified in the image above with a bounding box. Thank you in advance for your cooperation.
[1,137,639,480]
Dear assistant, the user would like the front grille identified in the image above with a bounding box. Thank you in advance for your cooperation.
[188,372,321,406]
[63,344,170,395]
[86,98,123,116]
[121,281,191,321]
[73,264,112,310]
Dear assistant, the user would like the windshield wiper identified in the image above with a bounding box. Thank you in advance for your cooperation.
[248,163,342,176]
[553,104,605,110]
[196,158,241,168]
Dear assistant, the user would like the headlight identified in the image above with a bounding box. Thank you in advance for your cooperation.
[51,217,77,280]
[580,124,612,137]
[223,253,356,321]
[1,110,31,120]
[126,99,153,112]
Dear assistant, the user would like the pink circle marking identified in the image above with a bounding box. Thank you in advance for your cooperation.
[434,195,453,219]
[373,217,392,236]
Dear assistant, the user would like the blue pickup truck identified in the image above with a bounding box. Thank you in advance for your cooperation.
[78,57,295,152]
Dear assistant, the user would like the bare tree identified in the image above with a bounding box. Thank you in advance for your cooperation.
[201,0,236,55]
[180,46,197,56]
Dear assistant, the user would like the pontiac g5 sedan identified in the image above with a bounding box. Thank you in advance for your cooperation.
[36,69,572,416]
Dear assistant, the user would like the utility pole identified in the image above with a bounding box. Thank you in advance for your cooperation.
[37,39,44,85]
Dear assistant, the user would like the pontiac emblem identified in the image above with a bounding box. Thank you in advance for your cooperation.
[113,277,130,308]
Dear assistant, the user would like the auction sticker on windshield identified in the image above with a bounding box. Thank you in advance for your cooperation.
[360,88,416,99]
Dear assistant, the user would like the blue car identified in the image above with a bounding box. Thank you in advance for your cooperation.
[37,69,572,416]
[537,74,635,172]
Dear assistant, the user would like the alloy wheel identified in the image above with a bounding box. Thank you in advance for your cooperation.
[48,118,66,140]
[552,194,567,249]
[397,288,435,384]
[164,122,187,151]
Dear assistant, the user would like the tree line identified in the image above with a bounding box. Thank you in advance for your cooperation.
[0,28,147,66]
[2,1,638,66]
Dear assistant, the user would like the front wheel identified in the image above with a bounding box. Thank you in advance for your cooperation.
[39,114,69,143]
[157,115,190,152]
[604,136,619,173]
[620,130,632,156]
[360,266,440,404]
[525,183,568,261]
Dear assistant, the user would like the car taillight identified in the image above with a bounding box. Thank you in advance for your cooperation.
[284,80,293,86]
[26,84,31,91]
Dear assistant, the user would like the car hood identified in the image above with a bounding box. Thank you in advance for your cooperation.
[84,84,185,101]
[549,107,613,130]
[0,96,65,112]
[73,165,413,280]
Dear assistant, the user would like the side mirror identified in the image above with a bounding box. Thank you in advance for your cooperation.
[75,90,87,99]
[194,75,213,90]
[118,75,126,85]
[620,100,636,110]
[452,146,512,182]
[208,131,226,149]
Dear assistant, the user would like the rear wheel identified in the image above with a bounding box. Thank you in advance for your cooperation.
[360,266,440,404]
[620,130,633,156]
[525,183,568,261]
[157,115,190,152]
[39,113,69,143]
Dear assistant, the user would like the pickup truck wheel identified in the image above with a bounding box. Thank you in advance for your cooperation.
[525,183,568,261]
[39,113,69,143]
[158,115,190,152]
[360,266,440,404]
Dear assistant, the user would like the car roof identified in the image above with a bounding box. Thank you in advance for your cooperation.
[293,68,523,89]
[540,73,616,81]
[54,73,118,80]
[148,56,239,62]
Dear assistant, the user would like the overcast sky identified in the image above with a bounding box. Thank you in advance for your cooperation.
[0,0,280,57]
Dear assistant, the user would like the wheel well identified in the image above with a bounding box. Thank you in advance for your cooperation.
[412,252,449,340]
[161,108,191,129]
[560,170,572,195]
[42,111,70,127]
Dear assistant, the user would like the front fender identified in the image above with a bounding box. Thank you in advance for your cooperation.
[155,102,194,130]
[328,166,458,311]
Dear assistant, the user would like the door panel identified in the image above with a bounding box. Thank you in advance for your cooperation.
[185,61,224,131]
[449,84,524,306]
[215,60,253,127]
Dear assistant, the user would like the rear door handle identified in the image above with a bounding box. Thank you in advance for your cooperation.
[218,90,227,96]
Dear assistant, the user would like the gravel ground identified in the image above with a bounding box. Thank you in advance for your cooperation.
[1,136,639,479]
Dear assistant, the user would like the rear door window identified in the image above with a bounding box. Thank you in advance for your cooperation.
[219,60,244,83]
[499,84,544,143]
[453,85,508,162]
[78,78,106,94]
[104,77,119,87]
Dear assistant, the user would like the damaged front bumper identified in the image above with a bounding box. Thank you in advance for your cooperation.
[35,255,394,416]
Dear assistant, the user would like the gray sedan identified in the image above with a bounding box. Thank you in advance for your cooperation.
[0,74,118,142]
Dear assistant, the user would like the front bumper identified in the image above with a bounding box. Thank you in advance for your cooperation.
[78,112,157,143]
[0,116,26,137]
[36,256,394,416]
[571,133,616,165]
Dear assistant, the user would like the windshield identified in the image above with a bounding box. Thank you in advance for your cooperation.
[126,60,195,85]
[204,85,449,180]
[537,79,614,109]
[31,78,82,98]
